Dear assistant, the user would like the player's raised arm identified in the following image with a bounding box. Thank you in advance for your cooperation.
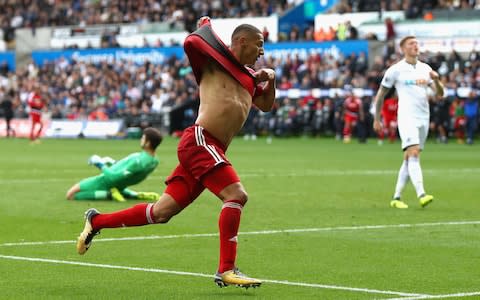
[429,70,445,98]
[252,68,276,112]
[373,85,390,132]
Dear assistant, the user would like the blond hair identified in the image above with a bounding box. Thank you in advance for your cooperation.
[399,35,416,48]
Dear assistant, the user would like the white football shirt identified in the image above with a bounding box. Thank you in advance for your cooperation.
[380,58,433,121]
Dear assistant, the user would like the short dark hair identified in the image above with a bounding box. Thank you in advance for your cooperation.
[143,127,163,150]
[399,35,416,48]
[231,24,261,41]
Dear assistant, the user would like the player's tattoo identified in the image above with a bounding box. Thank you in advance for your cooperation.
[375,86,390,120]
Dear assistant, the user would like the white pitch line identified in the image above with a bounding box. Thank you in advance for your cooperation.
[386,291,480,300]
[239,168,480,178]
[1,220,479,247]
[1,168,479,184]
[0,233,218,247]
[0,254,427,297]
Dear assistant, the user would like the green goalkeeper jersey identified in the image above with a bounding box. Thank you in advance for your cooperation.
[101,151,159,190]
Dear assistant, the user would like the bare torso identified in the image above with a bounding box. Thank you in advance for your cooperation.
[195,62,253,147]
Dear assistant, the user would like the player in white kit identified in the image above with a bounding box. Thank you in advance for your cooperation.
[373,36,444,209]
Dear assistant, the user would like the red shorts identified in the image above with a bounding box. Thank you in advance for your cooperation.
[383,116,397,127]
[344,114,358,124]
[30,113,42,123]
[455,116,466,129]
[165,125,240,208]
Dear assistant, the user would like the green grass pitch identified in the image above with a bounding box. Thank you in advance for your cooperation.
[0,136,479,299]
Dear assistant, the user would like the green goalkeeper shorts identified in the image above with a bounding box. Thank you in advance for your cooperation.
[79,175,109,191]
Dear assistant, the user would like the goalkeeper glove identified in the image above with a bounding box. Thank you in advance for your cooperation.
[102,156,116,167]
[88,154,104,170]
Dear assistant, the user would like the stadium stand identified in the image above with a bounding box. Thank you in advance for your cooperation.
[1,45,477,140]
[0,0,293,31]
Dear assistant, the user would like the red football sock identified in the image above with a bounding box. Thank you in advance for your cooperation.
[378,128,385,140]
[389,130,396,142]
[343,123,351,137]
[456,129,465,139]
[30,125,35,141]
[92,203,155,230]
[218,200,243,273]
[35,123,43,139]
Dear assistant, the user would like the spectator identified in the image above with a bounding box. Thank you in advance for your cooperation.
[326,26,337,41]
[404,0,422,19]
[346,21,358,40]
[429,95,450,143]
[1,88,15,137]
[464,91,479,144]
[289,25,300,41]
[314,27,328,42]
[385,17,396,41]
[51,105,64,119]
[0,61,9,76]
[451,98,466,143]
[336,22,347,41]
[88,106,109,121]
[262,26,270,43]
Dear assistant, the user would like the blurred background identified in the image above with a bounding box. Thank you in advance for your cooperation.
[0,0,478,144]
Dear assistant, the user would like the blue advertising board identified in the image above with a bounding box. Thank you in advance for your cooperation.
[31,40,368,66]
[264,40,368,60]
[32,47,185,66]
[0,52,15,71]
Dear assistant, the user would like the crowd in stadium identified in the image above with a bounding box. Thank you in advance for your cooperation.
[1,0,479,33]
[0,0,292,34]
[0,55,197,129]
[0,0,479,143]
[2,0,479,46]
[1,43,478,143]
[332,0,480,14]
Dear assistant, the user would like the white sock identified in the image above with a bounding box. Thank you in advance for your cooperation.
[407,156,425,197]
[393,160,409,199]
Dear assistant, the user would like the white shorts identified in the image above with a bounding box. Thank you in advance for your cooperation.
[398,118,429,150]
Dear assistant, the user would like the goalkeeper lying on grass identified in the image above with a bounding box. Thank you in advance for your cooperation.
[66,127,162,202]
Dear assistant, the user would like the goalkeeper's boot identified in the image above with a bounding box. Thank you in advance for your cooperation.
[110,187,126,202]
[77,208,100,255]
[214,268,262,289]
[137,192,160,201]
[419,194,434,208]
[390,198,408,209]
